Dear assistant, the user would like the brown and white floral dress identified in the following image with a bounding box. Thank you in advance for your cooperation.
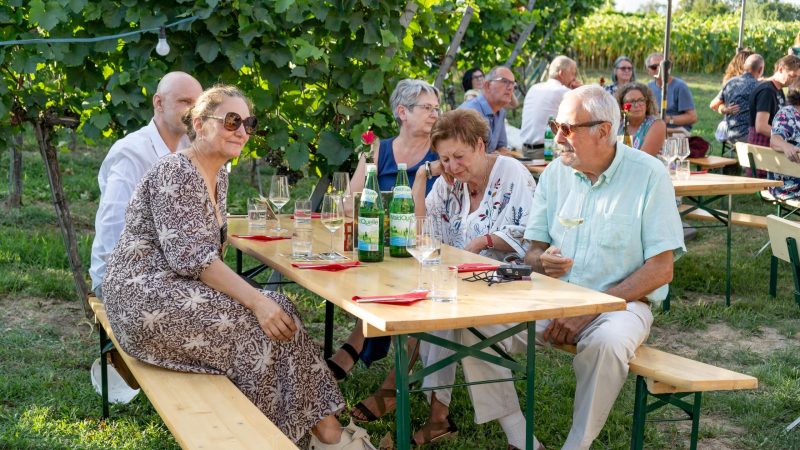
[103,153,343,443]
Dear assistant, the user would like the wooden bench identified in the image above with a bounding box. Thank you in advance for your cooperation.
[89,297,297,450]
[678,204,767,229]
[767,214,800,306]
[688,155,737,172]
[557,343,758,450]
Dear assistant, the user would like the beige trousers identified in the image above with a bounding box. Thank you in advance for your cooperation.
[419,301,652,450]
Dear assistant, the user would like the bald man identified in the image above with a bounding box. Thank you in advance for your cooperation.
[90,72,202,299]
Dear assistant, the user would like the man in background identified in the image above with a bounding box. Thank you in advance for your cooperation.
[646,52,697,131]
[460,65,516,155]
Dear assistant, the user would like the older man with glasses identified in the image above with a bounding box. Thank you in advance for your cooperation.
[645,52,697,130]
[452,85,685,450]
[460,65,517,155]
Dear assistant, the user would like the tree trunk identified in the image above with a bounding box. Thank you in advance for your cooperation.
[505,1,538,67]
[33,118,91,319]
[8,133,23,208]
[434,6,474,92]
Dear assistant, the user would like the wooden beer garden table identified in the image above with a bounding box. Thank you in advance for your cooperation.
[227,217,626,450]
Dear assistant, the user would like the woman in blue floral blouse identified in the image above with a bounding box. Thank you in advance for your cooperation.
[770,88,800,200]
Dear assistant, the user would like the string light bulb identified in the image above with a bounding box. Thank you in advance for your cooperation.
[155,26,170,56]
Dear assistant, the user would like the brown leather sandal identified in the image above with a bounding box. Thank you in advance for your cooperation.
[411,415,458,446]
[350,388,396,423]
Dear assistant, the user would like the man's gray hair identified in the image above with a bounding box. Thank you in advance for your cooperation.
[563,85,620,146]
[390,79,440,126]
[485,65,509,81]
[646,52,663,66]
[548,56,576,79]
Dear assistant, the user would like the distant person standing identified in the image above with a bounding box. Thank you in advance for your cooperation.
[520,55,581,159]
[646,52,697,131]
[710,54,763,144]
[460,65,517,155]
[748,54,800,146]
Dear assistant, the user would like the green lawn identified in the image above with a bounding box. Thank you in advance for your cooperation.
[1,72,798,449]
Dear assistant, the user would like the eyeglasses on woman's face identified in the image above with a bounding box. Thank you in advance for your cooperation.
[204,112,258,135]
[623,98,647,107]
[548,119,608,138]
[409,104,441,115]
[616,66,633,72]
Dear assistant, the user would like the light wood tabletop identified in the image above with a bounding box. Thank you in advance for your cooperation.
[672,172,782,197]
[228,218,626,337]
[687,156,737,170]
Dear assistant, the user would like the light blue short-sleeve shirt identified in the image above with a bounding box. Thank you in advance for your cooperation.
[524,143,685,302]
[460,94,508,152]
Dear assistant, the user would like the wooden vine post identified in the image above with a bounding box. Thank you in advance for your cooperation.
[434,6,474,92]
[8,133,22,208]
[32,110,91,318]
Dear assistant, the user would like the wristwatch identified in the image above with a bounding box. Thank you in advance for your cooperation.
[668,116,674,125]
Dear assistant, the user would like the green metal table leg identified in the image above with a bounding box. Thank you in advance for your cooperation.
[769,255,778,298]
[99,326,110,419]
[525,321,536,450]
[689,392,702,450]
[394,334,411,450]
[630,376,647,450]
[725,194,732,306]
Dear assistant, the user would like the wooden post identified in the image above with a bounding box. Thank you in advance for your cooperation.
[8,133,23,208]
[434,6,474,92]
[33,115,91,318]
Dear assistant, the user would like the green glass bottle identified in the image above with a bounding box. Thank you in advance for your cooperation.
[543,115,554,162]
[389,163,414,258]
[358,164,385,262]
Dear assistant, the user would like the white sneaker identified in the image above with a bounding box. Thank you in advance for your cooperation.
[308,421,377,450]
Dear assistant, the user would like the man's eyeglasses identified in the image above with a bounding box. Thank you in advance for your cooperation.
[409,104,441,115]
[204,112,258,135]
[548,119,608,137]
[647,64,660,71]
[616,66,633,71]
[490,77,517,88]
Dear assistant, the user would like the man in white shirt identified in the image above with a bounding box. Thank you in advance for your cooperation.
[520,56,581,159]
[90,71,202,300]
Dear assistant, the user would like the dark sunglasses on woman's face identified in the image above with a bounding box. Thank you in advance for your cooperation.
[204,112,258,135]
[548,119,608,137]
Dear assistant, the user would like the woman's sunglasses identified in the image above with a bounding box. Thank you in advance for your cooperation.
[204,112,258,135]
[548,119,608,137]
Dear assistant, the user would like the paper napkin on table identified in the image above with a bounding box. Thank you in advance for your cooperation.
[351,290,429,305]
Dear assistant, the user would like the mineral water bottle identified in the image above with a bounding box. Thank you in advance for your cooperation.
[543,115,554,162]
[389,163,414,257]
[358,164,385,262]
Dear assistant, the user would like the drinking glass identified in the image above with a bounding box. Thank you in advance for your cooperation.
[676,159,691,181]
[659,138,677,176]
[294,199,312,229]
[555,189,586,279]
[332,172,352,215]
[676,137,691,162]
[269,175,290,233]
[247,197,267,228]
[320,194,344,260]
[406,217,441,291]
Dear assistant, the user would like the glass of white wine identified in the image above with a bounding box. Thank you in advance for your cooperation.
[320,194,344,260]
[555,189,586,278]
[405,216,441,291]
[269,175,290,233]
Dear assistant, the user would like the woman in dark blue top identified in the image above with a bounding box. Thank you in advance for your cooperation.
[328,79,440,383]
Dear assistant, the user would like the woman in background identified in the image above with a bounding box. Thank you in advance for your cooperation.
[616,82,666,156]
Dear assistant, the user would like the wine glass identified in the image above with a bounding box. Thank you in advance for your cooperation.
[406,217,441,291]
[320,194,344,260]
[676,137,691,162]
[269,175,290,233]
[554,189,586,279]
[658,138,677,175]
[332,171,352,213]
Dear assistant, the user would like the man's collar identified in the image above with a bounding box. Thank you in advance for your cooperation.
[476,94,501,115]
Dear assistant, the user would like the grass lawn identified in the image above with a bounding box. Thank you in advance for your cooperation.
[1,71,799,449]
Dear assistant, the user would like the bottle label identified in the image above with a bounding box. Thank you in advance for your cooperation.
[358,217,381,251]
[392,185,411,199]
[361,188,378,205]
[389,213,414,246]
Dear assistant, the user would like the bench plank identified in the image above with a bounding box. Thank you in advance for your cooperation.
[679,205,767,229]
[556,344,757,393]
[89,297,297,450]
[688,156,737,170]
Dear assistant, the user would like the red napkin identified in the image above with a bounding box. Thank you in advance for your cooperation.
[290,213,322,219]
[231,234,290,242]
[352,290,429,305]
[291,261,362,272]
[690,170,707,175]
[456,263,500,273]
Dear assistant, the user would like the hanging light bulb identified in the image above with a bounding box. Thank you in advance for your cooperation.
[155,26,170,56]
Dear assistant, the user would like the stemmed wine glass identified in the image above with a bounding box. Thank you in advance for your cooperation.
[269,175,290,233]
[658,138,677,174]
[554,189,586,279]
[332,171,352,212]
[320,194,344,260]
[676,137,691,162]
[405,217,441,291]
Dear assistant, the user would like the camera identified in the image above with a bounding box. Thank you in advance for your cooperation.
[496,264,533,280]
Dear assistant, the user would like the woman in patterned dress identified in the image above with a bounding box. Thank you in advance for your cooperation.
[102,85,375,449]
[770,88,800,200]
[350,109,537,446]
[615,82,666,156]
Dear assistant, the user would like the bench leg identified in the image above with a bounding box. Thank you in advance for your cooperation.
[99,326,111,419]
[394,334,411,450]
[630,376,648,450]
[690,392,702,450]
[525,321,536,450]
[769,255,778,298]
